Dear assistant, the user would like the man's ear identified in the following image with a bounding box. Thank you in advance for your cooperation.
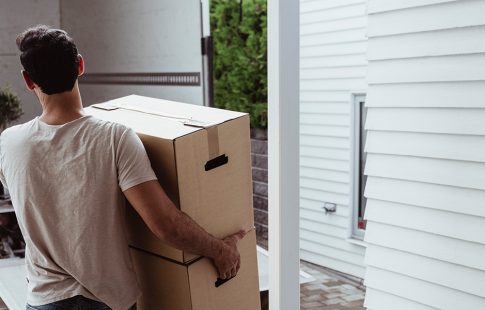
[21,70,35,91]
[77,54,84,77]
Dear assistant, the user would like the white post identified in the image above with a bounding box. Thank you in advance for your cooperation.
[268,0,300,309]
[201,0,212,107]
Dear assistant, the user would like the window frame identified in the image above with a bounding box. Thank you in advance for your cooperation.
[350,93,367,240]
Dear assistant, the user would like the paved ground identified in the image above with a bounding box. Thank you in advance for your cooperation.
[300,262,366,310]
[257,238,365,309]
[0,262,366,310]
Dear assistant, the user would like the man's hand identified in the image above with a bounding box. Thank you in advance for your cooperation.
[212,230,246,279]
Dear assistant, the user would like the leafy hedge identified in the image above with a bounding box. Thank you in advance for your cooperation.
[211,0,267,128]
[0,86,23,131]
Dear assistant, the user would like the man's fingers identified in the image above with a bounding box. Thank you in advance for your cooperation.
[219,267,231,279]
[232,229,247,242]
[230,265,237,278]
[236,258,241,273]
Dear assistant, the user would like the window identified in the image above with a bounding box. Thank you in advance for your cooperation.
[351,94,367,239]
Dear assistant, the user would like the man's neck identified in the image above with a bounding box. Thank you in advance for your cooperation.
[38,83,85,125]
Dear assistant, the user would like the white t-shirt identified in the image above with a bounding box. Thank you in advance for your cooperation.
[0,115,157,310]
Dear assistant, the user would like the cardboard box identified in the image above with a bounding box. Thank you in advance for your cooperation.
[130,230,261,310]
[85,95,255,262]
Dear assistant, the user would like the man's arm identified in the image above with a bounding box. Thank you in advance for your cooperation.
[123,180,245,280]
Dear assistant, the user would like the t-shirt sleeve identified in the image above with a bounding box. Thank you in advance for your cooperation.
[116,128,158,191]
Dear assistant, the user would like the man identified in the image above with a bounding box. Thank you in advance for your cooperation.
[0,25,245,310]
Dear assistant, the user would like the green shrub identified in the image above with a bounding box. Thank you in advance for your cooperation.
[0,86,23,131]
[211,0,267,128]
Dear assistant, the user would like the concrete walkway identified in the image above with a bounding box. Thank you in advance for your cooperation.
[300,262,366,310]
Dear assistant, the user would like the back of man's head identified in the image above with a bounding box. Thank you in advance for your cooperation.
[16,25,80,95]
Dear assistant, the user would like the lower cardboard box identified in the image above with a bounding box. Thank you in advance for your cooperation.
[130,230,261,310]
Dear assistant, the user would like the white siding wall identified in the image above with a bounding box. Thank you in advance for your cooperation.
[300,0,368,278]
[364,0,485,309]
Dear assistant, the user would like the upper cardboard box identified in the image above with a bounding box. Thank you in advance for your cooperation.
[85,95,255,263]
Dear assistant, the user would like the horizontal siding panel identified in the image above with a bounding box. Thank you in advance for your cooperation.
[365,288,438,310]
[365,267,485,310]
[301,198,350,217]
[301,156,349,171]
[301,208,349,228]
[365,131,485,162]
[365,176,485,218]
[301,218,348,238]
[301,66,367,79]
[301,0,365,14]
[368,54,485,84]
[301,41,367,57]
[300,102,350,114]
[301,78,367,91]
[301,3,367,25]
[368,25,485,60]
[365,81,485,108]
[365,199,485,244]
[368,0,457,14]
[301,124,349,137]
[300,28,367,47]
[301,250,365,278]
[367,1,485,37]
[301,239,365,266]
[301,113,350,126]
[366,107,485,135]
[301,135,349,149]
[300,146,350,161]
[365,154,485,190]
[301,188,349,206]
[301,177,349,195]
[365,221,485,271]
[301,229,365,255]
[301,16,366,35]
[301,54,367,68]
[366,244,485,298]
[300,166,349,183]
[300,90,354,102]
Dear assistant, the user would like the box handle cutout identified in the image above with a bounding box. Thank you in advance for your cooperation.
[215,276,235,288]
[205,154,229,171]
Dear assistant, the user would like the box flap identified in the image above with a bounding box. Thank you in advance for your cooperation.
[86,106,202,140]
[93,95,246,128]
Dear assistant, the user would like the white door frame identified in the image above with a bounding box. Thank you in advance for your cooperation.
[268,0,300,309]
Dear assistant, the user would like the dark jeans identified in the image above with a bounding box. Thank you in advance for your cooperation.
[26,295,137,310]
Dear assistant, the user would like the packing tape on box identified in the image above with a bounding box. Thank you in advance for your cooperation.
[204,126,228,171]
[206,126,220,159]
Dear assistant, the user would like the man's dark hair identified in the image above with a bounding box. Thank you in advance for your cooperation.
[16,25,80,95]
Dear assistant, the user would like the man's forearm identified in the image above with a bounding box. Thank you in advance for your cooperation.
[123,180,226,260]
[159,208,224,260]
[123,180,244,279]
